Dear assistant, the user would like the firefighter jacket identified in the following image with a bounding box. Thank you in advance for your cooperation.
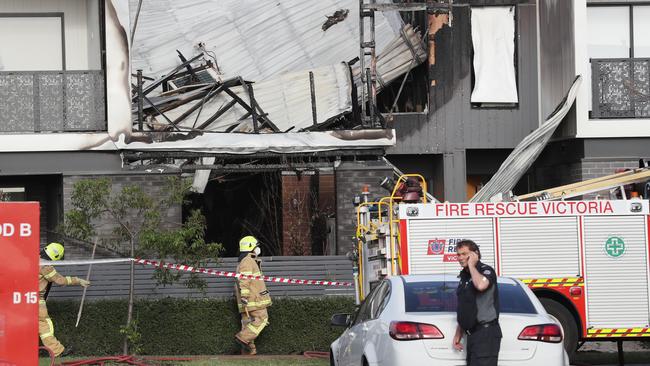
[39,265,82,300]
[235,254,272,313]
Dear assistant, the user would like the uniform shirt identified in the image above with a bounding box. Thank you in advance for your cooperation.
[456,261,499,331]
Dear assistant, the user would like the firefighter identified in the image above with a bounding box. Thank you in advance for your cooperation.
[39,242,90,357]
[453,239,501,366]
[234,236,272,355]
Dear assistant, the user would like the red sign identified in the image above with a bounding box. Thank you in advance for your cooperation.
[0,202,40,366]
[427,238,463,263]
[427,239,445,255]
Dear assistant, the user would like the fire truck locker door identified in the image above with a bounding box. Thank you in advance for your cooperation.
[499,216,580,277]
[406,218,494,275]
[583,215,650,329]
[0,202,40,365]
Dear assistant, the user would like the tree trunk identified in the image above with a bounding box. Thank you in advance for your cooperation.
[123,237,135,354]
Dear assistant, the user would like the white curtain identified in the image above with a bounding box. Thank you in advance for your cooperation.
[470,6,518,104]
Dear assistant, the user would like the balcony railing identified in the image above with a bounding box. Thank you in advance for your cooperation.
[0,70,106,133]
[591,58,650,119]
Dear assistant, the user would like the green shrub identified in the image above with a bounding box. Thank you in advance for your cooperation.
[46,296,355,356]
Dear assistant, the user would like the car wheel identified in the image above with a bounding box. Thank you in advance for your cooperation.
[330,349,335,366]
[540,298,578,360]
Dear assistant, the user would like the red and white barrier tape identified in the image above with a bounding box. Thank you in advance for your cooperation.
[134,258,352,287]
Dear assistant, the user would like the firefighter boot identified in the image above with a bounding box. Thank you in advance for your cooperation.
[60,346,73,357]
[239,342,257,355]
[235,335,252,353]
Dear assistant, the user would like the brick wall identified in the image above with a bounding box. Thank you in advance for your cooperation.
[578,159,640,199]
[62,174,182,256]
[335,161,393,254]
[281,173,314,255]
[534,158,641,199]
[579,159,639,181]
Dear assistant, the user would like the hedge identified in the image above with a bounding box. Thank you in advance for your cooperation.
[46,296,356,355]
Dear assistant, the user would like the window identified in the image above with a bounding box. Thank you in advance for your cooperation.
[588,4,650,118]
[0,15,64,71]
[0,187,25,202]
[351,281,391,326]
[587,4,650,59]
[470,6,519,107]
[403,281,537,314]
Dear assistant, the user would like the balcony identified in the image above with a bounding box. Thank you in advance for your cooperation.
[591,58,650,119]
[0,70,105,132]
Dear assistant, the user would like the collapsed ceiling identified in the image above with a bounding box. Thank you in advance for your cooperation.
[125,0,427,181]
[132,25,425,134]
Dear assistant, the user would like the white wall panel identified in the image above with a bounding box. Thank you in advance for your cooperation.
[500,217,580,277]
[584,216,649,328]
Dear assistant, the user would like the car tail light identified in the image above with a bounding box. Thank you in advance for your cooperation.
[518,324,563,343]
[389,321,444,341]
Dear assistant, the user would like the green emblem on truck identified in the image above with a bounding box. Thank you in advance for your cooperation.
[605,236,625,258]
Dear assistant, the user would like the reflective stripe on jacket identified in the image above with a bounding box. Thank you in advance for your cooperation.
[235,254,272,312]
[39,265,81,300]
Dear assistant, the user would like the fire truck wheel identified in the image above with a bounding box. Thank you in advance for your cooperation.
[540,298,578,359]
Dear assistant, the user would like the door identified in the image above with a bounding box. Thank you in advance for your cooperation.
[338,282,388,366]
[583,215,650,329]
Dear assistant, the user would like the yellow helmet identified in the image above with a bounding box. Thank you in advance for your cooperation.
[44,242,65,261]
[239,236,258,252]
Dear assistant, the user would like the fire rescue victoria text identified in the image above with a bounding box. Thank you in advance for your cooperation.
[434,201,615,217]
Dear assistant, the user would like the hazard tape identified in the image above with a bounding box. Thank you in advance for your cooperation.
[134,258,353,287]
[40,258,352,287]
[520,277,584,288]
[587,328,650,338]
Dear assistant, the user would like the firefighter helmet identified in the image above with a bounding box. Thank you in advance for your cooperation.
[43,242,65,261]
[239,236,258,252]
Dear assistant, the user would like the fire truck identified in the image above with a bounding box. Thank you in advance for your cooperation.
[353,168,650,358]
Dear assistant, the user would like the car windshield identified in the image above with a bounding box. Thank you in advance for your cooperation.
[403,281,537,314]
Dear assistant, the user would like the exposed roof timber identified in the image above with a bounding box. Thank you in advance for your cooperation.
[136,52,205,98]
[141,25,425,134]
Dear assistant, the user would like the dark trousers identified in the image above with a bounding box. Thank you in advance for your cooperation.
[466,323,502,366]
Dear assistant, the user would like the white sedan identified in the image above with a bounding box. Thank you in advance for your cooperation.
[330,274,569,366]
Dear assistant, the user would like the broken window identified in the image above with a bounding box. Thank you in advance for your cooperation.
[376,10,429,114]
[470,6,519,107]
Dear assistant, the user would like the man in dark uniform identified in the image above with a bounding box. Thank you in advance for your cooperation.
[453,239,501,366]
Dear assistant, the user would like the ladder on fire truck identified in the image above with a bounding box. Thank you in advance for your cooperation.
[354,173,429,303]
[514,164,650,202]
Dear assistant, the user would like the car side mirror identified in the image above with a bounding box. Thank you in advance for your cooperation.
[331,313,351,327]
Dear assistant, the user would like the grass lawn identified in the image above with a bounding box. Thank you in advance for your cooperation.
[39,355,329,366]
